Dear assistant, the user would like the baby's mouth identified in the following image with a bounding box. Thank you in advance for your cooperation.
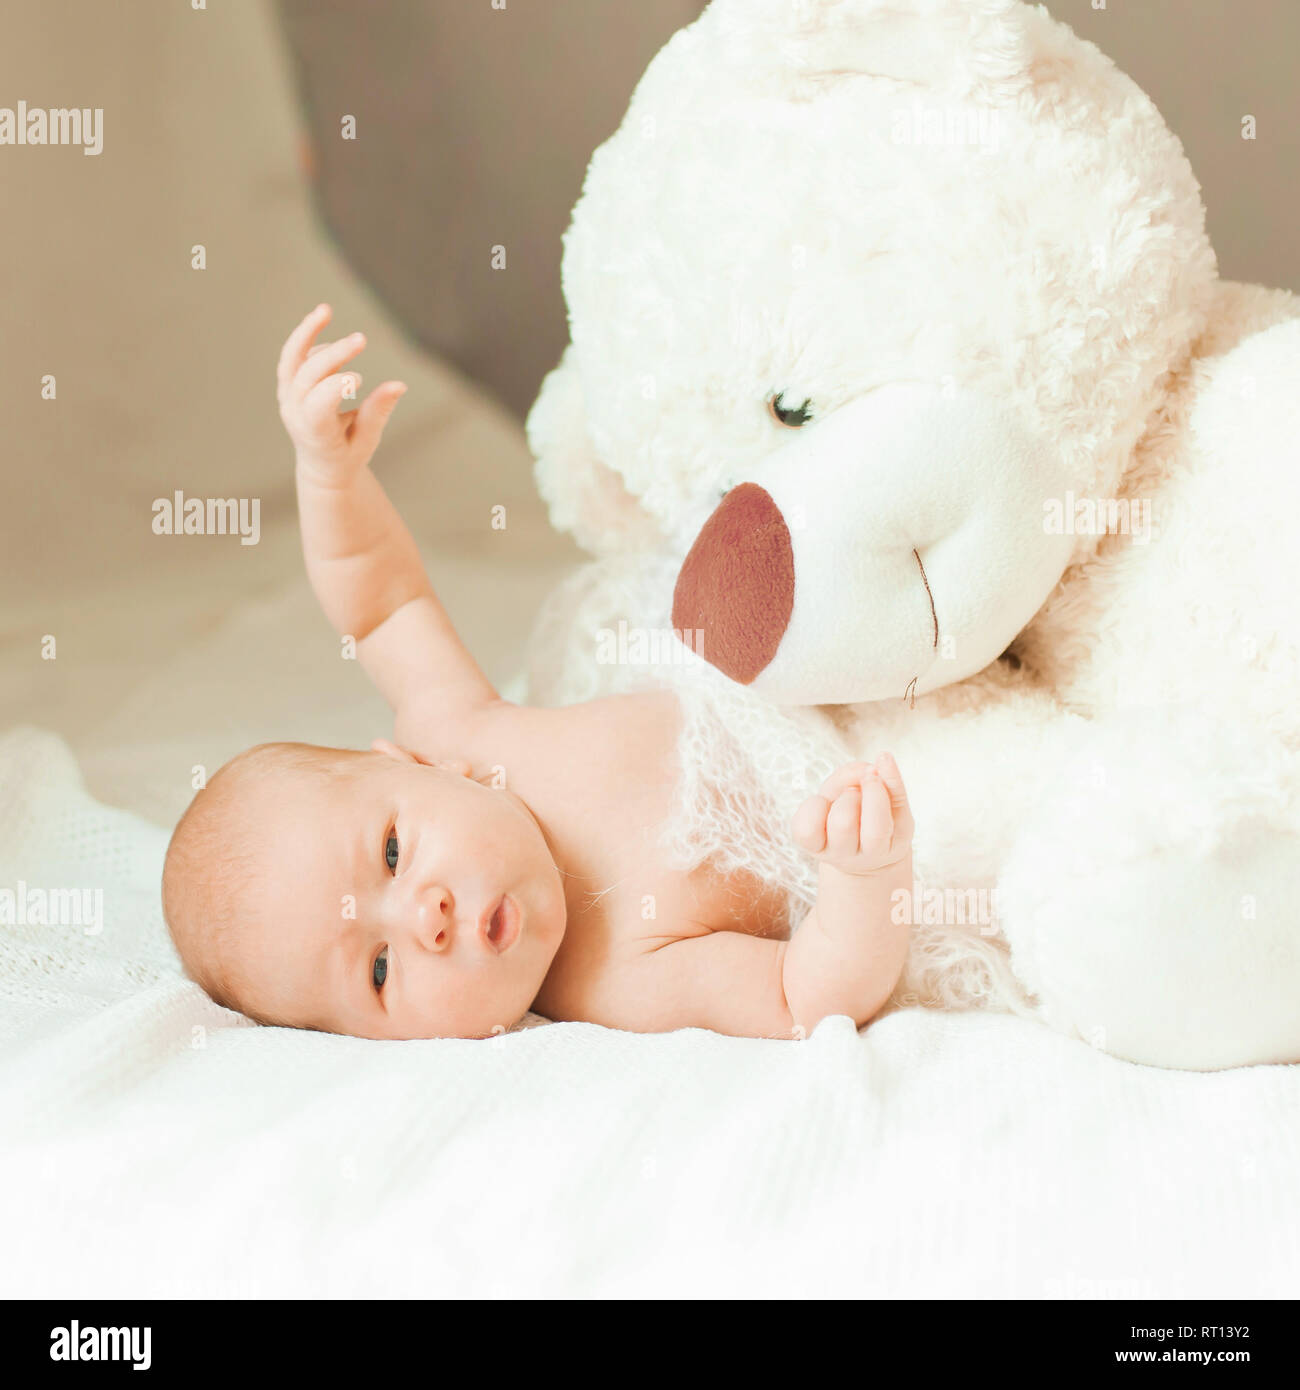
[481,894,521,954]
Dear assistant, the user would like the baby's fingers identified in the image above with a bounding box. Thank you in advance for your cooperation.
[825,785,862,857]
[816,761,872,803]
[875,753,914,839]
[858,775,894,850]
[348,380,408,458]
[791,794,830,855]
[295,332,366,397]
[277,303,331,394]
[301,372,361,432]
[874,753,908,811]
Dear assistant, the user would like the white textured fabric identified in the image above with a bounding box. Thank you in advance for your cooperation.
[662,661,1037,1016]
[5,725,1296,1298]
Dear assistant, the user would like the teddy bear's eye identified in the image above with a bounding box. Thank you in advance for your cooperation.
[767,391,814,428]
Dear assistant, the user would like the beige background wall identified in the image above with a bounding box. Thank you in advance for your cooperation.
[0,1,583,820]
[1050,1,1298,295]
[275,0,708,420]
[275,0,1299,419]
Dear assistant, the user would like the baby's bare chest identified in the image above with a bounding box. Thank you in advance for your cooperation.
[536,842,788,1024]
[582,690,787,927]
[533,693,789,1019]
[587,831,790,942]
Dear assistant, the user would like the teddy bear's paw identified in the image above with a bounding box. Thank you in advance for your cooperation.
[997,709,1300,1070]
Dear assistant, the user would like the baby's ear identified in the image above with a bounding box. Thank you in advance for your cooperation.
[370,740,472,778]
[435,758,474,779]
[371,738,441,767]
[371,738,417,764]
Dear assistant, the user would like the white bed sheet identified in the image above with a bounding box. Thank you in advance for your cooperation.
[0,726,1296,1299]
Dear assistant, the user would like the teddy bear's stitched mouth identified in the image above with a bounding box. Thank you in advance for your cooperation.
[903,549,940,708]
[913,548,939,651]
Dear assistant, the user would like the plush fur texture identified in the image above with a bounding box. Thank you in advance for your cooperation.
[524,0,1300,1069]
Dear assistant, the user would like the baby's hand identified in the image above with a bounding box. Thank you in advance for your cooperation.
[792,755,914,875]
[277,304,407,482]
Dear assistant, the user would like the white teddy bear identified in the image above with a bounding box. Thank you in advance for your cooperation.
[525,0,1300,1069]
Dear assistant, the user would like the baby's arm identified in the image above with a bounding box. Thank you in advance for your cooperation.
[783,755,913,1029]
[276,305,498,721]
[612,757,913,1038]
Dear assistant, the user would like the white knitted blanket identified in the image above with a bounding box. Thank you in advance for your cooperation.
[0,724,1297,1296]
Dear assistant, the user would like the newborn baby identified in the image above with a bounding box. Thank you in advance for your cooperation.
[162,305,915,1041]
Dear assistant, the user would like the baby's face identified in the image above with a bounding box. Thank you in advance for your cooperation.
[243,746,567,1039]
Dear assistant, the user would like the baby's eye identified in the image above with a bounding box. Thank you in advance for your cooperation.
[372,946,389,992]
[384,831,399,873]
[767,391,814,428]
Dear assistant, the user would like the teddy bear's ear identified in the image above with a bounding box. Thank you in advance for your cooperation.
[526,344,665,558]
[705,0,1030,96]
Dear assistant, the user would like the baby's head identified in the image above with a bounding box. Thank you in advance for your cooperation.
[162,740,567,1039]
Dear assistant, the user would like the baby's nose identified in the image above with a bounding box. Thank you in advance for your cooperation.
[672,482,794,684]
[410,882,455,951]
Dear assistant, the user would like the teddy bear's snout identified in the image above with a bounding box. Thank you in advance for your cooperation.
[672,482,794,684]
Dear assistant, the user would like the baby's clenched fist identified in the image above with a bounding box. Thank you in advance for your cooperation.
[276,303,407,482]
[792,755,913,875]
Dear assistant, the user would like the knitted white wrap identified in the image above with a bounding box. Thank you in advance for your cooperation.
[525,554,1033,1017]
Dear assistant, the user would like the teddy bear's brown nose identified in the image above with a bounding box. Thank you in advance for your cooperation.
[671,482,795,685]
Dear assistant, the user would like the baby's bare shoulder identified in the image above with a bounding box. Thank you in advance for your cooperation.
[560,686,682,746]
[399,687,679,767]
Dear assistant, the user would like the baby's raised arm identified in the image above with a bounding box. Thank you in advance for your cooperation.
[276,305,498,723]
[612,758,914,1038]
